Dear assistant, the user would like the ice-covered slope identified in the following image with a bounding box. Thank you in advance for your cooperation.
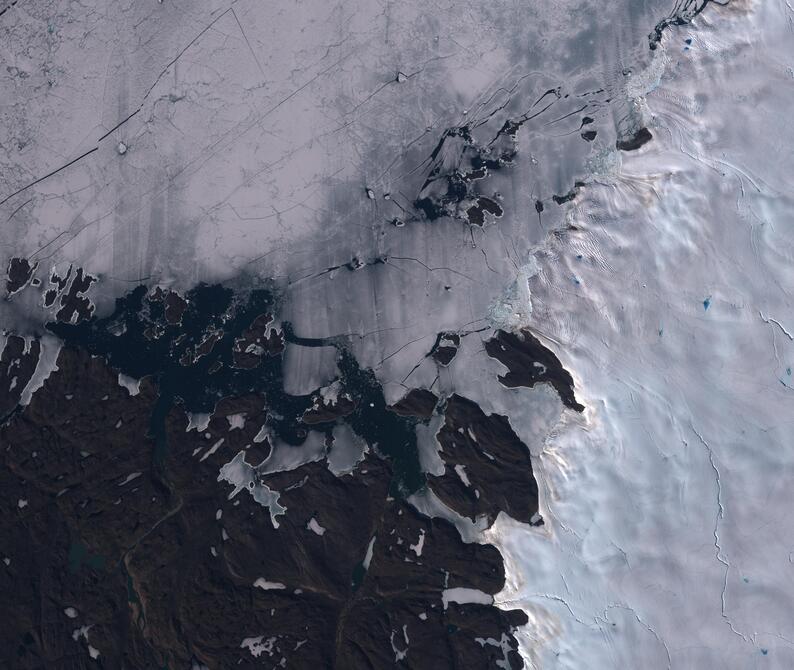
[488,2,794,667]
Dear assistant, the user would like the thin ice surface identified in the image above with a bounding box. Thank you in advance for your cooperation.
[1,0,693,364]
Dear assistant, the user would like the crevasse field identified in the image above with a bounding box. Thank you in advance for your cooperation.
[488,2,794,667]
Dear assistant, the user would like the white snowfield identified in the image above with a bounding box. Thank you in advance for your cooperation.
[488,2,794,668]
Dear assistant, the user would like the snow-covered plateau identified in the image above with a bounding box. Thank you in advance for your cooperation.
[487,2,794,667]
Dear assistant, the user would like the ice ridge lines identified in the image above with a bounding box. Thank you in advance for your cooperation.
[759,311,794,341]
[689,424,751,643]
[0,147,99,207]
[0,4,243,208]
[500,593,594,629]
[599,604,672,670]
[0,0,18,20]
